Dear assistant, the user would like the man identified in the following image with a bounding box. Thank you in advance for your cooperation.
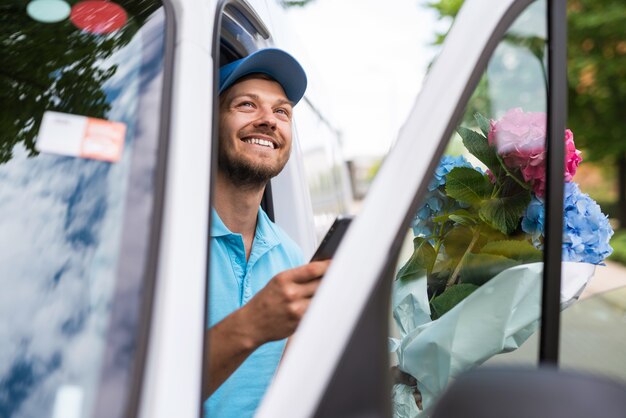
[204,48,330,417]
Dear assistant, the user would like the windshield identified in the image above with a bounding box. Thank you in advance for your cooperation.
[0,2,168,417]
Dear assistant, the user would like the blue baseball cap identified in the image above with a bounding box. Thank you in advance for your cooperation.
[218,48,307,104]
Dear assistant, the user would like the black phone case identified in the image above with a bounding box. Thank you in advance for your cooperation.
[310,215,353,261]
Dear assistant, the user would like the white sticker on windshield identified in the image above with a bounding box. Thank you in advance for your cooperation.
[52,385,84,418]
[36,110,126,162]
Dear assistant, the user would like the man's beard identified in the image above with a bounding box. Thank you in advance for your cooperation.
[218,144,288,187]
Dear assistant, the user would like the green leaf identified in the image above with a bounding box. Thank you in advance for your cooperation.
[432,213,451,224]
[396,237,437,282]
[474,112,491,137]
[499,174,529,197]
[433,209,477,226]
[478,222,509,243]
[459,253,520,286]
[441,225,474,259]
[445,167,493,204]
[428,259,456,297]
[430,283,479,320]
[448,214,477,226]
[504,34,545,62]
[456,126,501,174]
[481,240,543,263]
[479,190,531,234]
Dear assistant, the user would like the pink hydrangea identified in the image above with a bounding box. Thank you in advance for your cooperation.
[564,129,582,182]
[487,108,582,197]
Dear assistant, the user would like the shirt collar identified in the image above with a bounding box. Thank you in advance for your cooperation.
[254,207,280,248]
[210,208,231,238]
[210,207,281,248]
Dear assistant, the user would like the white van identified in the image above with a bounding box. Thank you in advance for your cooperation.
[0,0,350,417]
[1,0,624,417]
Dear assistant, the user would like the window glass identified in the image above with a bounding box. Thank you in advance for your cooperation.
[0,2,167,417]
[557,132,622,377]
[554,0,624,381]
[294,100,352,239]
[389,1,550,414]
[558,285,626,382]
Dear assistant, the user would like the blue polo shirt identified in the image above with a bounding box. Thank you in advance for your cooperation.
[204,208,304,418]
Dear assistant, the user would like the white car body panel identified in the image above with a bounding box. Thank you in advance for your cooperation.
[139,0,346,416]
[139,33,213,418]
[257,0,533,416]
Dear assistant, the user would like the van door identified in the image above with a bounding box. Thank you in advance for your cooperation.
[0,2,174,418]
[256,0,572,416]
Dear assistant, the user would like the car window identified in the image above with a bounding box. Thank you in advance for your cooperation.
[0,2,169,417]
[389,1,550,414]
[294,98,353,241]
[559,285,626,380]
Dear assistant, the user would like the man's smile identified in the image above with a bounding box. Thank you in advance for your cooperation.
[241,136,277,149]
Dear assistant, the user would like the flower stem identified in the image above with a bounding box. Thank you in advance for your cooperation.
[446,228,481,289]
[432,210,450,257]
[496,153,532,190]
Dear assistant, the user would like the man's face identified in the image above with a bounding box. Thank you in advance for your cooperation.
[218,76,294,187]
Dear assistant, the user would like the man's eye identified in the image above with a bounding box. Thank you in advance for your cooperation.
[275,108,290,116]
[238,101,254,108]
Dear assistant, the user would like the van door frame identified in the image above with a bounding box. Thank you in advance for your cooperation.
[256,0,566,416]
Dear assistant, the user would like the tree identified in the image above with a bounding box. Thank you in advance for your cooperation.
[566,0,626,226]
[426,0,626,227]
[279,0,316,8]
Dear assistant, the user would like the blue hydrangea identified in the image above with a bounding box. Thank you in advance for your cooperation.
[412,155,475,237]
[521,182,613,264]
[428,155,475,191]
[562,182,613,264]
[412,191,445,237]
[521,196,545,247]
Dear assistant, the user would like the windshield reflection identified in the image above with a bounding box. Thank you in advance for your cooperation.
[0,3,165,417]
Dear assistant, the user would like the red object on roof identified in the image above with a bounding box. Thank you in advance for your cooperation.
[70,1,127,34]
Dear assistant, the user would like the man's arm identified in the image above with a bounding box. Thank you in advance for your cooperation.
[204,260,329,398]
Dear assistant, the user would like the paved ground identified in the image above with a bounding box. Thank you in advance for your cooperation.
[581,260,626,299]
[487,260,626,383]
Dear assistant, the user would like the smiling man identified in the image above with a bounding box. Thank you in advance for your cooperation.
[204,49,329,418]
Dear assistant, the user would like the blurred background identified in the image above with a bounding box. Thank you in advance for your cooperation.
[281,0,626,271]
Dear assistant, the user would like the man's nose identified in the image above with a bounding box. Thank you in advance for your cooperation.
[254,108,277,130]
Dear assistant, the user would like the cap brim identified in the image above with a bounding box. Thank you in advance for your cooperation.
[219,48,307,104]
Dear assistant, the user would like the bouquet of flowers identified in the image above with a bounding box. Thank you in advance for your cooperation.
[390,108,613,417]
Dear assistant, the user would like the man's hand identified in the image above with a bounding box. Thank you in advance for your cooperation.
[390,366,423,410]
[240,260,330,345]
[205,260,329,397]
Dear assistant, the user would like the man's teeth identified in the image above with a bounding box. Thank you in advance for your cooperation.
[243,138,275,149]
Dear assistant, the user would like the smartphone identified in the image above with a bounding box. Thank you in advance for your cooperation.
[310,215,353,261]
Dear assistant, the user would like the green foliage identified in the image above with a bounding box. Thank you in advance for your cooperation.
[0,1,161,164]
[566,0,626,162]
[430,283,478,320]
[474,112,491,137]
[428,0,626,225]
[457,125,500,175]
[481,240,543,262]
[445,167,493,204]
[447,209,478,227]
[426,0,463,19]
[478,189,531,235]
[366,157,384,181]
[396,113,539,320]
[396,237,437,282]
[459,253,520,286]
[608,230,626,265]
[279,0,316,7]
[426,0,462,43]
[441,225,474,258]
[398,0,625,319]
